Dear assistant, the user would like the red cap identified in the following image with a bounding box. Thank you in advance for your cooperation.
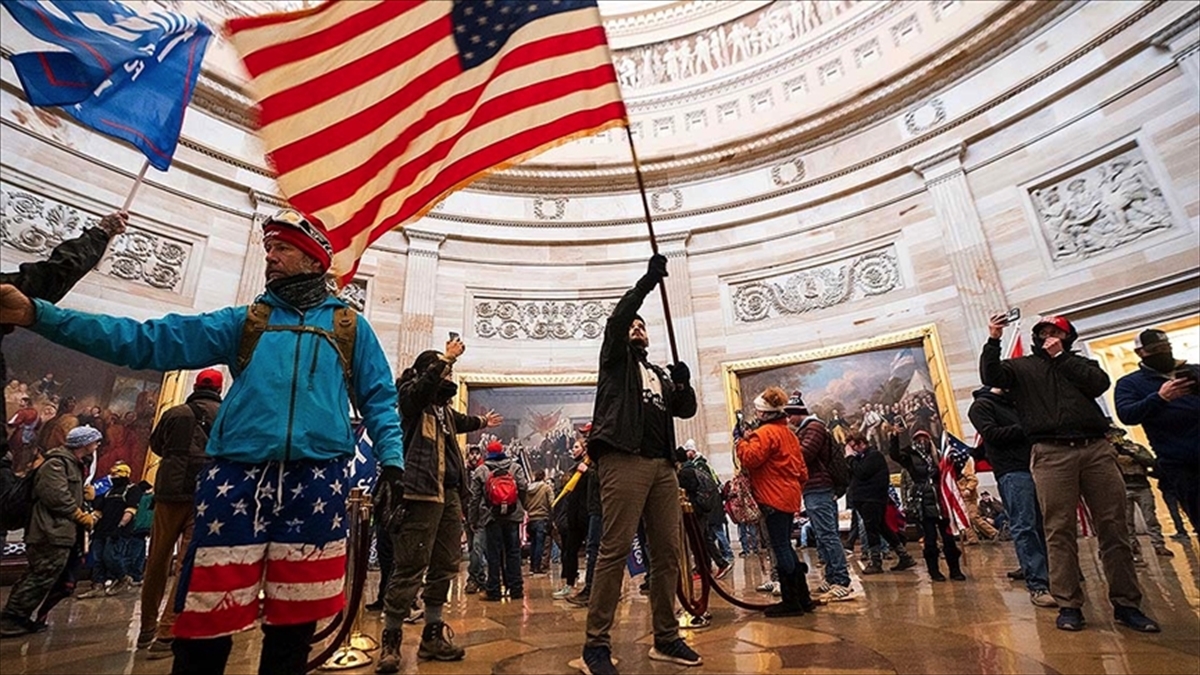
[578,422,593,434]
[486,440,504,454]
[195,369,223,391]
[1033,316,1071,335]
[263,209,333,271]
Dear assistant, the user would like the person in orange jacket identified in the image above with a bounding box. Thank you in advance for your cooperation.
[735,386,813,618]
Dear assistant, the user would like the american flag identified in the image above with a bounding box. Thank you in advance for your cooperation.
[226,0,627,281]
[938,433,972,535]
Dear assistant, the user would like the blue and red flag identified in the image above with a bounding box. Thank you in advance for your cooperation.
[2,0,212,170]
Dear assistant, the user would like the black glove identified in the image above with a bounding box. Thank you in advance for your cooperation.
[378,465,405,512]
[646,253,668,280]
[667,361,690,384]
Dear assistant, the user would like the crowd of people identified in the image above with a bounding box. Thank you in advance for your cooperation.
[0,211,1196,675]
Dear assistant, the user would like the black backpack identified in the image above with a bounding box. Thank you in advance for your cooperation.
[692,466,722,515]
[0,456,64,531]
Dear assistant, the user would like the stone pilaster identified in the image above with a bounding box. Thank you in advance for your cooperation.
[396,228,446,368]
[234,212,269,306]
[1151,8,1200,100]
[658,232,708,451]
[912,143,1007,348]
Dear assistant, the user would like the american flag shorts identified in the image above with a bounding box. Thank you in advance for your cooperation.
[172,457,349,639]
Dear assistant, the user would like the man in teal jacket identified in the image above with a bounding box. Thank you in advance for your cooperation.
[0,209,404,675]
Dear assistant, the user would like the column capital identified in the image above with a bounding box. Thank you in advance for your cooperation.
[656,231,691,258]
[1149,6,1199,50]
[404,228,446,258]
[911,142,966,184]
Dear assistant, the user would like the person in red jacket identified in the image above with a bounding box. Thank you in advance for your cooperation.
[735,386,813,618]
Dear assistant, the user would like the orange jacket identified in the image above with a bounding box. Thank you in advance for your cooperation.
[736,418,808,513]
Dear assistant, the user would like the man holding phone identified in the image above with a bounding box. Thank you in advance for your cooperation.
[1114,329,1200,536]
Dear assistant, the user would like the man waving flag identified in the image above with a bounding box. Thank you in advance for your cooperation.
[1,0,212,170]
[226,0,627,282]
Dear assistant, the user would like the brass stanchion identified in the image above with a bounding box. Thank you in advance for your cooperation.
[320,487,376,670]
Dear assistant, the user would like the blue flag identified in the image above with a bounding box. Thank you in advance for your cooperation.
[349,425,378,495]
[2,0,212,170]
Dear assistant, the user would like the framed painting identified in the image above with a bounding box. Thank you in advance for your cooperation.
[455,374,597,479]
[721,324,961,455]
[4,329,176,482]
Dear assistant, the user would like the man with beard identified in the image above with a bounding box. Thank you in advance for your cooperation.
[376,338,502,673]
[981,314,1158,633]
[0,208,405,674]
[1114,329,1199,536]
[579,254,700,675]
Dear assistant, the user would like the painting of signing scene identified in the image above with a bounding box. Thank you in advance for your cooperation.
[459,378,596,479]
[726,326,959,452]
[4,329,164,481]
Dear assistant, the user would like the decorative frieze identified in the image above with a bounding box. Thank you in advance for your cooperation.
[475,298,618,341]
[731,247,902,323]
[1,184,192,293]
[1029,146,1175,263]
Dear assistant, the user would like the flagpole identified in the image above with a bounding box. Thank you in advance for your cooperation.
[121,160,151,211]
[622,121,680,364]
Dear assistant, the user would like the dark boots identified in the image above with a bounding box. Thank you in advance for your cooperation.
[862,552,885,575]
[764,565,810,618]
[258,622,315,675]
[376,627,402,673]
[925,555,946,582]
[171,636,234,675]
[418,621,466,661]
[947,554,966,581]
[890,548,917,572]
[794,563,816,612]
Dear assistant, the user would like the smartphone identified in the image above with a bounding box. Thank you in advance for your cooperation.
[996,308,1021,325]
[449,331,460,342]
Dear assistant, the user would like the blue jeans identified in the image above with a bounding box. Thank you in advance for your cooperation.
[119,536,147,583]
[527,519,548,573]
[763,509,799,577]
[997,471,1049,592]
[90,536,125,585]
[582,512,602,591]
[469,526,487,586]
[484,520,523,597]
[804,489,850,586]
[737,522,759,553]
[710,521,733,561]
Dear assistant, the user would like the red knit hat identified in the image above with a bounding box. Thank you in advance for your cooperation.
[486,440,504,455]
[263,208,333,271]
[195,368,223,391]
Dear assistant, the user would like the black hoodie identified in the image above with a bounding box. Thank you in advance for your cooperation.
[967,387,1032,478]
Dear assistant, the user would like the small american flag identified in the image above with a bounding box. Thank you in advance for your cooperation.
[227,0,626,281]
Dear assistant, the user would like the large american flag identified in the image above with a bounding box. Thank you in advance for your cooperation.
[227,0,627,280]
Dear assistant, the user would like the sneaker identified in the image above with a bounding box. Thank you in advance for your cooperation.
[890,556,917,572]
[929,570,947,582]
[756,580,779,594]
[76,584,109,599]
[581,645,619,675]
[464,579,481,595]
[1030,590,1057,608]
[772,583,782,597]
[375,628,401,673]
[1153,546,1175,558]
[106,577,131,596]
[819,585,855,602]
[713,564,731,581]
[649,637,703,667]
[552,584,575,599]
[1114,606,1161,633]
[147,639,175,661]
[566,591,591,607]
[137,627,157,649]
[418,621,466,661]
[1007,568,1026,581]
[1056,607,1086,631]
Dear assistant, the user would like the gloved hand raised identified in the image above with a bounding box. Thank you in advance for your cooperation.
[645,254,668,280]
[667,362,690,384]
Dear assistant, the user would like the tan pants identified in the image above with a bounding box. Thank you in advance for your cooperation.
[1031,439,1142,610]
[138,500,195,639]
[963,497,999,542]
[585,452,682,649]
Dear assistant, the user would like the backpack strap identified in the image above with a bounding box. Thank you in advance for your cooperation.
[236,302,273,375]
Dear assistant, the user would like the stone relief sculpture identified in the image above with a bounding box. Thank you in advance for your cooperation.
[731,248,901,322]
[475,299,618,340]
[1031,149,1173,262]
[1,185,191,292]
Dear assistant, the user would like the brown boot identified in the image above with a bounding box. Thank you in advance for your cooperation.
[418,622,465,661]
[375,628,401,673]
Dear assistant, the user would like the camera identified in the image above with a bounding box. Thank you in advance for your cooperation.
[995,308,1021,325]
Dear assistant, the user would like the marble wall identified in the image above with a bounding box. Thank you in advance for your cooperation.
[2,1,1197,478]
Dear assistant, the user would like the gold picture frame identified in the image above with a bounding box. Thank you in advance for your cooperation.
[721,324,962,463]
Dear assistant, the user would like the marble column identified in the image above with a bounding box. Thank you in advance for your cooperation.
[912,143,1008,349]
[1150,10,1200,101]
[234,207,270,305]
[657,231,709,452]
[396,228,446,369]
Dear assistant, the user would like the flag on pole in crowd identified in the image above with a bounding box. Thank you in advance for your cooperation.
[1,0,212,171]
[938,432,972,535]
[225,0,627,282]
[349,424,377,494]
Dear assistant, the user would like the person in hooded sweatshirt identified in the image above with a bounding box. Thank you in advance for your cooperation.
[981,313,1159,634]
[469,439,529,601]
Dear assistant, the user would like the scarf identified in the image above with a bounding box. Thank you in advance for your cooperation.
[267,272,330,310]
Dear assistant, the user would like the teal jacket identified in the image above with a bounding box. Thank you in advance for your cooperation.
[31,292,404,469]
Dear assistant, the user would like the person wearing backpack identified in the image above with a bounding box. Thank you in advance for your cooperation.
[0,209,406,675]
[468,440,528,601]
[136,369,224,656]
[1,425,102,637]
[674,447,730,579]
[786,392,861,602]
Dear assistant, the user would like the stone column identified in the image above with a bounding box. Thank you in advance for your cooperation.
[235,201,273,305]
[657,232,709,452]
[912,143,1008,348]
[396,228,446,368]
[1150,10,1200,100]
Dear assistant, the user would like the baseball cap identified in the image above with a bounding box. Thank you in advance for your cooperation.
[1134,329,1169,350]
[195,368,223,391]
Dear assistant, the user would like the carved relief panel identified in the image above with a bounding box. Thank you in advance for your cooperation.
[474,297,618,340]
[729,246,903,323]
[1023,143,1179,265]
[1,183,194,294]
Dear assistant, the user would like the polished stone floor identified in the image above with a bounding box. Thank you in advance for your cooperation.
[1,535,1197,674]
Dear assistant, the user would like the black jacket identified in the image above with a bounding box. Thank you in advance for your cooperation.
[149,389,222,503]
[587,276,697,461]
[979,337,1110,441]
[846,446,889,504]
[398,357,486,504]
[1,227,111,426]
[889,437,940,519]
[967,387,1032,478]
